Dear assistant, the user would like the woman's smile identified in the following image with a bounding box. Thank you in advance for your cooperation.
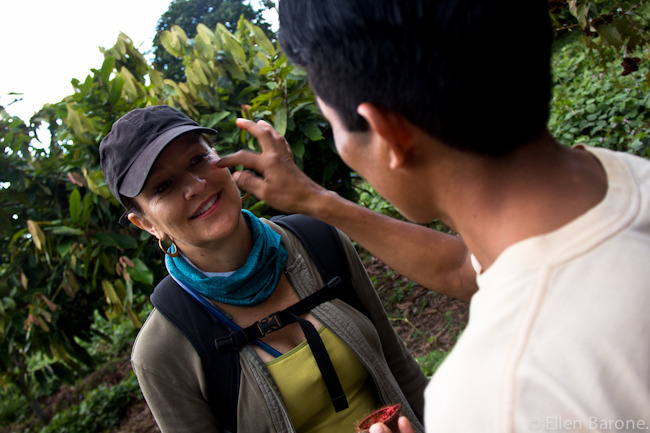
[190,192,222,220]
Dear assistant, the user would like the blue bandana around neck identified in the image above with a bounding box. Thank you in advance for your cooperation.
[165,209,288,306]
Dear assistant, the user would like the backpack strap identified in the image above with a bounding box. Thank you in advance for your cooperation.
[150,276,240,433]
[270,214,370,318]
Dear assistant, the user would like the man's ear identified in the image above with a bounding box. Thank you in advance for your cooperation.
[357,103,414,169]
[128,213,162,239]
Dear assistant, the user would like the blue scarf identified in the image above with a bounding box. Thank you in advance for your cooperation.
[165,210,288,306]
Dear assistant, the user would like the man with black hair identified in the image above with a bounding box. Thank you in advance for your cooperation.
[218,1,650,432]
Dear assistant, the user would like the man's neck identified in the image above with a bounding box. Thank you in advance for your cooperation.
[437,132,607,271]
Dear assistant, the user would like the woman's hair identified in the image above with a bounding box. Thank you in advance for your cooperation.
[279,0,554,156]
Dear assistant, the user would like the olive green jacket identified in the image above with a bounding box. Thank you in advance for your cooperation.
[131,219,427,433]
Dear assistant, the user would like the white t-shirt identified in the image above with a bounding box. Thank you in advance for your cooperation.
[425,146,650,433]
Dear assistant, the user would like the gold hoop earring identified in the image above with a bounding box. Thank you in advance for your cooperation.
[241,191,251,202]
[158,238,179,257]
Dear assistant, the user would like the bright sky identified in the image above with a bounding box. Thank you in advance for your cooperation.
[1,1,277,124]
[0,0,175,121]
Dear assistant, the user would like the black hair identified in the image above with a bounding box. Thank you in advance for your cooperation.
[279,0,554,155]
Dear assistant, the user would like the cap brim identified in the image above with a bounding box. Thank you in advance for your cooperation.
[119,211,132,227]
[118,125,217,198]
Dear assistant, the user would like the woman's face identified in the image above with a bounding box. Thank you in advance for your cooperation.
[129,133,244,254]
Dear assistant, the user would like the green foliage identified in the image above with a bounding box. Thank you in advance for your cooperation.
[80,311,141,365]
[416,350,450,377]
[0,384,30,426]
[357,181,402,220]
[153,0,274,81]
[550,37,650,156]
[550,0,650,75]
[39,373,141,433]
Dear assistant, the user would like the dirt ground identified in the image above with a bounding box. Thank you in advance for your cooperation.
[18,256,469,433]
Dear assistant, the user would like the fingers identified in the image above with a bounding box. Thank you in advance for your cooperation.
[369,423,391,433]
[368,417,415,433]
[216,149,263,171]
[398,417,416,433]
[235,118,292,154]
[216,118,292,171]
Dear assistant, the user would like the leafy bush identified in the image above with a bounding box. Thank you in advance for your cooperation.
[549,36,650,156]
[0,384,30,426]
[39,373,140,433]
[356,181,401,219]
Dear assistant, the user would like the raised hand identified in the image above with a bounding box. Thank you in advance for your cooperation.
[216,118,331,216]
[219,119,476,302]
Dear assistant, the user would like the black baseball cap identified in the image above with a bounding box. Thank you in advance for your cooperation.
[99,105,217,212]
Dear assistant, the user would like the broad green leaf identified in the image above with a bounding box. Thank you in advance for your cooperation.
[93,233,138,250]
[299,122,324,141]
[290,141,306,160]
[126,258,154,285]
[49,226,84,236]
[204,111,231,129]
[66,106,85,139]
[149,68,164,89]
[83,168,113,199]
[185,66,201,86]
[120,66,141,99]
[108,76,124,106]
[160,30,179,56]
[218,24,248,69]
[81,192,93,224]
[172,25,188,45]
[193,59,210,85]
[69,188,81,223]
[196,24,215,59]
[274,105,288,136]
[597,24,623,48]
[259,65,273,75]
[246,21,274,54]
[2,297,16,310]
[223,60,246,81]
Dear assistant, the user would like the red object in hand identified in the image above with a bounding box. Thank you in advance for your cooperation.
[357,404,402,432]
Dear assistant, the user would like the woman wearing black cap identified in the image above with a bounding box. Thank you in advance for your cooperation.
[99,105,426,433]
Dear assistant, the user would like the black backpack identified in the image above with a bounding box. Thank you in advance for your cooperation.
[149,214,369,432]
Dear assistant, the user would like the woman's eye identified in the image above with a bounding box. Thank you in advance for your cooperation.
[154,180,171,195]
[190,153,209,167]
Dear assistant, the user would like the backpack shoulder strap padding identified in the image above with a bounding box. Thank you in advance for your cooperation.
[150,275,240,433]
[270,214,370,318]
